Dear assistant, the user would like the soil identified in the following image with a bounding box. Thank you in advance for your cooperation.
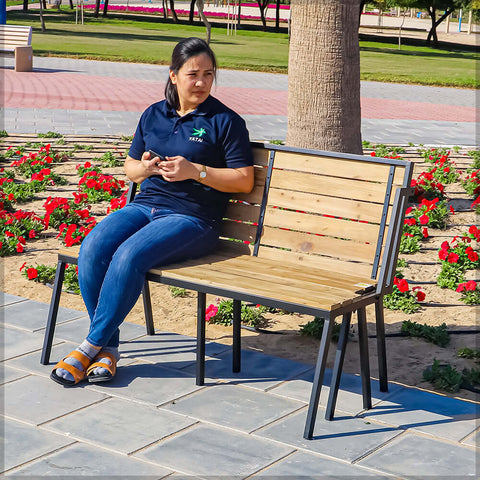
[2,134,479,404]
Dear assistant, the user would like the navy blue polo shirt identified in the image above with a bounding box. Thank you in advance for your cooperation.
[128,96,254,226]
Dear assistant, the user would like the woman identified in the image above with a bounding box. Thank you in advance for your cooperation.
[51,37,254,386]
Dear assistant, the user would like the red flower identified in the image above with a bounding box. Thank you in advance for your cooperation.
[419,214,429,225]
[26,267,38,280]
[465,280,477,291]
[16,243,24,253]
[19,261,27,271]
[447,253,459,264]
[29,229,37,238]
[394,277,409,293]
[416,291,426,302]
[5,231,14,237]
[449,205,455,215]
[422,228,429,238]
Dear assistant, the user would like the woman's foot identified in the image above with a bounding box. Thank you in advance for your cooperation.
[51,341,100,387]
[87,347,119,383]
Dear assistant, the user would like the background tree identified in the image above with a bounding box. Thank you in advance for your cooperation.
[286,0,363,154]
[197,0,212,43]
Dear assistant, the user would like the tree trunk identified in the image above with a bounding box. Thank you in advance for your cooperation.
[39,0,46,32]
[197,0,211,44]
[275,0,280,30]
[286,0,362,154]
[169,0,179,23]
[23,0,29,11]
[103,0,109,16]
[189,0,196,23]
[94,0,100,18]
[426,7,454,47]
[257,1,268,30]
[69,0,74,9]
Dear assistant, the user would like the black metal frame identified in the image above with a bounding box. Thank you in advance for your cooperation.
[40,142,413,440]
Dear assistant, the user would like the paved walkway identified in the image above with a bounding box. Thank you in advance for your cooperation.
[2,292,479,477]
[2,55,478,145]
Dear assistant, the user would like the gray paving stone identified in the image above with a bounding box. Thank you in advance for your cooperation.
[3,299,85,332]
[2,324,52,361]
[362,387,479,443]
[256,409,401,463]
[270,368,404,417]
[1,365,29,385]
[2,417,74,473]
[183,349,312,391]
[45,315,148,345]
[120,331,230,369]
[358,432,478,477]
[1,293,27,307]
[462,428,480,448]
[162,383,304,433]
[2,375,108,426]
[136,424,294,477]
[86,361,203,406]
[6,442,171,478]
[253,451,389,478]
[44,397,196,454]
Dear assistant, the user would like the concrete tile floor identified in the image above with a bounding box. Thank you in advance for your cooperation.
[1,293,478,477]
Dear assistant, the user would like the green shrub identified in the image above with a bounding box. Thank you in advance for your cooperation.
[401,320,450,347]
[299,317,342,342]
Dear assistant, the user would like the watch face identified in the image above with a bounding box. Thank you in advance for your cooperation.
[200,171,207,178]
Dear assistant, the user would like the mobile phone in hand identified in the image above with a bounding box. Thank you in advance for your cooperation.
[148,150,166,165]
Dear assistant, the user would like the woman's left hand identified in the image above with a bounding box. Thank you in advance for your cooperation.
[157,156,198,182]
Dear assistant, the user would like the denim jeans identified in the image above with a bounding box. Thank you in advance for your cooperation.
[78,203,219,348]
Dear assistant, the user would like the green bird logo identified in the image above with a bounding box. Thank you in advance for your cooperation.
[192,127,206,138]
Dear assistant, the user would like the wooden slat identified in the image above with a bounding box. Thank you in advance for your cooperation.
[263,206,380,244]
[260,225,377,264]
[231,184,264,205]
[270,168,391,204]
[157,260,356,311]
[0,25,32,52]
[220,220,258,244]
[256,246,376,280]
[251,145,270,166]
[267,188,385,224]
[224,201,261,223]
[273,150,407,185]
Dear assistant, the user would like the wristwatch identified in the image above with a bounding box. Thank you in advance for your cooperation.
[199,164,207,182]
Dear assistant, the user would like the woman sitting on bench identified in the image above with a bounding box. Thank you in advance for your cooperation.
[51,37,254,387]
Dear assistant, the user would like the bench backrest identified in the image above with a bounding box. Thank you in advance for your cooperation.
[127,142,413,294]
[256,144,413,294]
[0,25,32,51]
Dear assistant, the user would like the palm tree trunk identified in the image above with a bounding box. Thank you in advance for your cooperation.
[286,0,362,154]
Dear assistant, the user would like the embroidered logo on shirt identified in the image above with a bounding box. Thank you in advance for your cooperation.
[189,127,207,143]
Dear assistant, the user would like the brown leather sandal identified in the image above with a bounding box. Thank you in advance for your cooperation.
[50,350,92,387]
[86,351,117,383]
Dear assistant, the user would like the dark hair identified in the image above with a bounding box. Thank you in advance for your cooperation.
[165,37,217,110]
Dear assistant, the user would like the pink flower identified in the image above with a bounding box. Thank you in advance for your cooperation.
[205,304,218,322]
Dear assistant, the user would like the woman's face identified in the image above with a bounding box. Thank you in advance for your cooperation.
[170,53,214,113]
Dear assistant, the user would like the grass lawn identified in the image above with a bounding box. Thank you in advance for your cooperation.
[7,9,479,88]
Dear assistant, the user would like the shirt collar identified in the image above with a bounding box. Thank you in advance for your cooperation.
[164,96,213,118]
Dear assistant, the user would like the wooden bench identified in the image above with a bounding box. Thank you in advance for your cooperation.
[41,142,413,439]
[0,24,33,72]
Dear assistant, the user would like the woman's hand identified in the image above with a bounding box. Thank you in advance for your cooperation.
[157,155,198,182]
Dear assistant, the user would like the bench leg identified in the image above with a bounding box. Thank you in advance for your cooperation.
[196,292,206,386]
[232,299,241,373]
[14,46,33,72]
[357,307,372,410]
[325,312,352,421]
[304,314,334,440]
[142,280,155,336]
[41,260,66,365]
[375,296,388,392]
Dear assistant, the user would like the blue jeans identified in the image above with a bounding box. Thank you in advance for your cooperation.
[78,203,219,348]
